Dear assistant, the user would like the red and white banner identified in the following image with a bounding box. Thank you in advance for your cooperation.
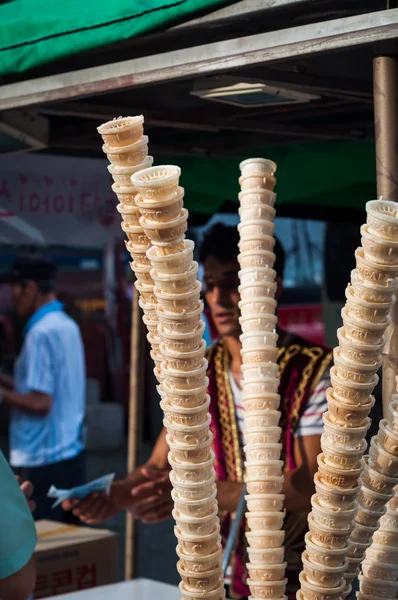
[0,154,122,248]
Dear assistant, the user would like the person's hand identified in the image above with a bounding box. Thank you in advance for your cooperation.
[128,467,173,524]
[16,476,36,512]
[61,481,127,525]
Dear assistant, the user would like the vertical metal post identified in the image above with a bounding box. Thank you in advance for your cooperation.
[374,56,398,417]
[125,291,144,579]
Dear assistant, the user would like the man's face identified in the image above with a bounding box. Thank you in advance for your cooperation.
[204,255,241,338]
[11,281,37,319]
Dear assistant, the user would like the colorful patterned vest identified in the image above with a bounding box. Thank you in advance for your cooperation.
[206,331,332,599]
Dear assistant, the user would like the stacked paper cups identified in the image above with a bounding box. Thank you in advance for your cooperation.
[96,116,166,381]
[237,158,288,600]
[299,200,398,600]
[130,166,224,600]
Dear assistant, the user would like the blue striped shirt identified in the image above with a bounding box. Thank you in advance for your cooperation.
[10,301,86,467]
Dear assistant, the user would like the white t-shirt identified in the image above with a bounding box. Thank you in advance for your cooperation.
[228,369,329,446]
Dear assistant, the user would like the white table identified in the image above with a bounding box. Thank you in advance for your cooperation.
[46,577,180,599]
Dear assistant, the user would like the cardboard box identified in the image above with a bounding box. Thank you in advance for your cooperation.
[33,520,118,598]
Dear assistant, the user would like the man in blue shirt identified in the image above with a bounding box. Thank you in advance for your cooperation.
[0,255,86,522]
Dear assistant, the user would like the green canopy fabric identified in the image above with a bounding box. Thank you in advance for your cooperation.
[0,0,232,76]
[158,140,377,215]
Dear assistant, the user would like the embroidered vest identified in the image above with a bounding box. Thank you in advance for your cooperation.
[207,333,332,598]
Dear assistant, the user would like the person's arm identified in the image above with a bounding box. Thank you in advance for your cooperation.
[0,373,14,390]
[0,452,37,600]
[2,389,51,414]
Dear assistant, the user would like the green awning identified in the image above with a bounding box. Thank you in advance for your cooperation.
[0,0,232,76]
[158,140,377,216]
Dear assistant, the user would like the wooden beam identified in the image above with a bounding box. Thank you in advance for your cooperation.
[0,9,397,110]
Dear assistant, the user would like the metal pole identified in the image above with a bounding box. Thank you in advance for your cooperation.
[374,56,398,417]
[222,484,247,577]
[125,290,144,579]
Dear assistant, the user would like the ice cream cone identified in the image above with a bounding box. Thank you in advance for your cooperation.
[337,327,385,366]
[239,297,277,318]
[244,427,282,446]
[321,435,366,470]
[298,572,345,600]
[116,202,141,226]
[240,330,279,350]
[246,562,287,583]
[179,582,225,600]
[245,460,284,480]
[310,495,356,531]
[350,269,396,304]
[345,284,394,323]
[314,472,358,510]
[386,398,398,433]
[316,453,364,489]
[239,236,276,254]
[160,360,208,391]
[361,558,398,582]
[103,136,149,166]
[342,307,389,345]
[140,209,188,244]
[327,390,375,426]
[147,240,194,274]
[365,542,398,565]
[135,187,184,222]
[158,321,205,353]
[243,444,282,463]
[97,115,144,147]
[322,412,371,449]
[361,224,398,265]
[177,562,222,591]
[151,262,199,294]
[131,165,181,199]
[135,281,156,304]
[307,513,352,549]
[173,507,218,536]
[242,396,281,412]
[107,156,154,186]
[238,250,276,270]
[241,361,279,380]
[355,503,385,528]
[161,381,208,408]
[240,158,277,177]
[245,477,284,495]
[368,437,398,476]
[243,410,282,429]
[167,435,213,466]
[238,220,275,240]
[360,456,397,495]
[379,507,398,531]
[160,340,206,372]
[240,346,279,365]
[355,247,398,286]
[157,302,203,334]
[333,348,382,385]
[239,281,278,300]
[175,526,220,556]
[330,367,378,404]
[245,494,285,513]
[350,521,378,545]
[170,469,216,501]
[239,173,276,192]
[155,282,202,313]
[304,533,350,568]
[358,574,398,598]
[366,200,398,240]
[246,511,285,531]
[165,414,212,446]
[239,313,278,334]
[372,527,398,547]
[245,530,285,549]
[238,266,276,286]
[301,552,347,588]
[238,189,277,211]
[121,221,150,245]
[356,481,393,512]
[162,397,210,427]
[242,380,281,398]
[377,419,398,456]
[176,546,222,573]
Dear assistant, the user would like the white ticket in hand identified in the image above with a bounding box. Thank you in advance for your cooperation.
[47,473,115,508]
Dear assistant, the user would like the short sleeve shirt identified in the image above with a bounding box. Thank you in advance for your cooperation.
[0,450,37,579]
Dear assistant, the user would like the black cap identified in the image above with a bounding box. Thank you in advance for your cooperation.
[0,255,57,285]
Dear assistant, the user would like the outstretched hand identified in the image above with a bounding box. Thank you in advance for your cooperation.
[128,466,173,524]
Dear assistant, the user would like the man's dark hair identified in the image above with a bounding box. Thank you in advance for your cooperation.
[199,222,286,277]
[1,254,57,294]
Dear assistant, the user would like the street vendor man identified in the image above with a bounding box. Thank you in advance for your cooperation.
[64,224,332,599]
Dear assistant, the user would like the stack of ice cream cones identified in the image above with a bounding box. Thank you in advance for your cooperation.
[299,200,398,600]
[130,165,224,600]
[97,116,164,381]
[356,390,398,600]
[236,158,287,600]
